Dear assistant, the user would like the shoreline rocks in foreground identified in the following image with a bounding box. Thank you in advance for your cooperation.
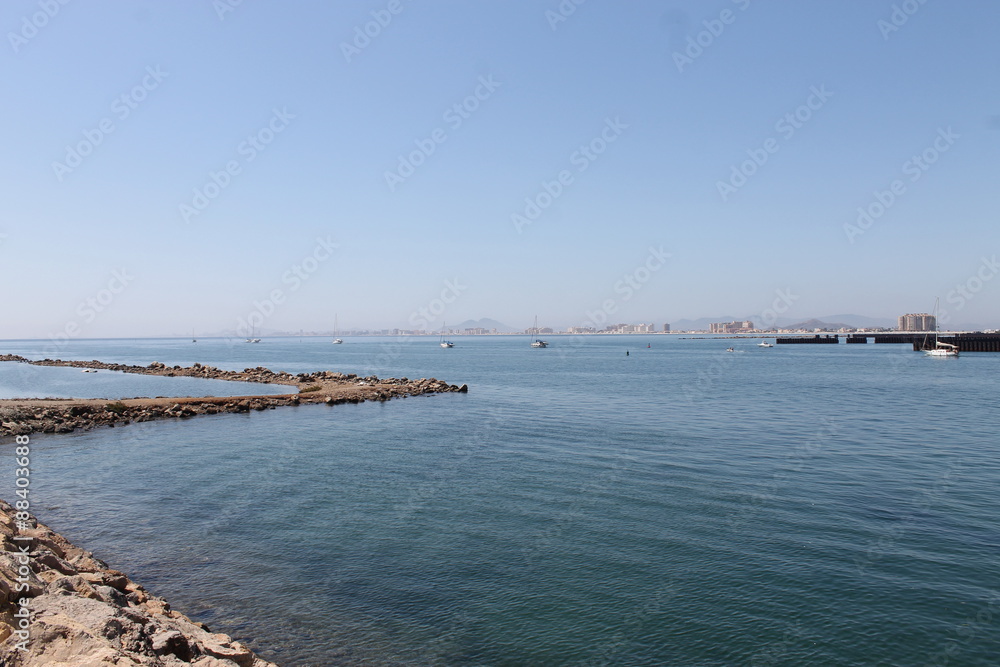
[0,499,277,666]
[0,355,467,437]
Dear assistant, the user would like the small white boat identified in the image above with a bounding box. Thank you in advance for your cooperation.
[81,369,98,373]
[332,314,343,343]
[757,342,773,348]
[440,322,454,348]
[530,316,548,348]
[922,298,959,357]
[726,347,735,352]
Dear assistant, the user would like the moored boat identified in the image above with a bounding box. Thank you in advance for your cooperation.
[530,316,548,348]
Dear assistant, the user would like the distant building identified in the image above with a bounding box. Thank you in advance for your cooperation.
[710,320,754,334]
[663,323,670,332]
[898,313,935,331]
[603,323,655,334]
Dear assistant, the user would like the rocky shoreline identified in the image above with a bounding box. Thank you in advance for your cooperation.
[0,354,467,437]
[0,499,278,666]
[0,355,468,663]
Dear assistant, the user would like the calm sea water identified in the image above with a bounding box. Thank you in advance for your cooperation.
[1,336,998,665]
[0,360,291,400]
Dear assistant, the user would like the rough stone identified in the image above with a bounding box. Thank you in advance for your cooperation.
[0,500,277,667]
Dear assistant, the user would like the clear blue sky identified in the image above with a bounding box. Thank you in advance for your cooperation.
[1,0,998,338]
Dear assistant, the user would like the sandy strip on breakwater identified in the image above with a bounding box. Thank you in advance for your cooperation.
[0,354,467,437]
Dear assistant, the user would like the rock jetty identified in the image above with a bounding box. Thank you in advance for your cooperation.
[0,355,467,437]
[0,499,277,666]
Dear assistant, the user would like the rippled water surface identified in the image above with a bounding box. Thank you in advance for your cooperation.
[1,336,998,665]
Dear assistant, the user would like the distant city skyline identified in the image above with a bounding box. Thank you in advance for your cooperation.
[1,2,998,339]
[111,310,988,341]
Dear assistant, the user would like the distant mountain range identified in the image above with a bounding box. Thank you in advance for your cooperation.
[781,318,859,331]
[452,315,901,332]
[669,314,897,330]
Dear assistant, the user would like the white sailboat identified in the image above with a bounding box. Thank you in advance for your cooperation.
[530,316,548,348]
[923,298,958,357]
[925,343,958,357]
[440,322,454,348]
[332,314,343,344]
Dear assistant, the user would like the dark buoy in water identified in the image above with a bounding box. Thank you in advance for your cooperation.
[626,350,629,356]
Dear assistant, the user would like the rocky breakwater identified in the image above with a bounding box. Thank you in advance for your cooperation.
[0,499,278,666]
[0,356,467,437]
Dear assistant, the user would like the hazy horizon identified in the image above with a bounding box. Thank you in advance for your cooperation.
[2,1,998,339]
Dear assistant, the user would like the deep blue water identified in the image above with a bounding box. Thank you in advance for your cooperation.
[1,336,998,665]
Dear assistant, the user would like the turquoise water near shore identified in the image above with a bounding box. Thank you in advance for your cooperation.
[0,360,292,399]
[2,336,999,665]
